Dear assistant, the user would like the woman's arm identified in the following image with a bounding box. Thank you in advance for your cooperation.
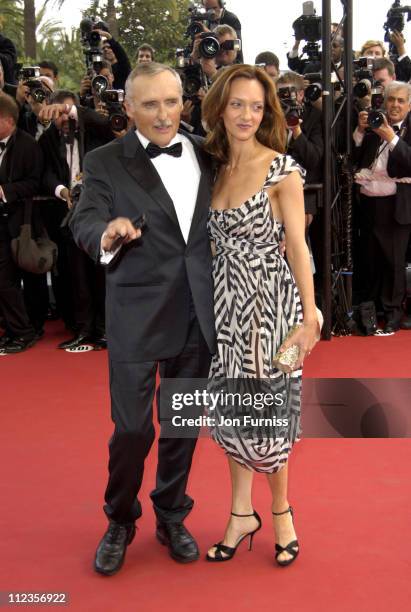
[270,171,319,367]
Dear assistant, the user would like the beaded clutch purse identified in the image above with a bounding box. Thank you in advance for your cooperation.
[273,308,324,373]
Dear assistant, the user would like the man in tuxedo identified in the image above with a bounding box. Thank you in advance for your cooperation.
[277,71,324,226]
[0,93,43,353]
[70,62,215,574]
[354,81,411,333]
[38,91,113,347]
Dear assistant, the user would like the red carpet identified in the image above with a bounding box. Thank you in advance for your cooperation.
[1,322,410,611]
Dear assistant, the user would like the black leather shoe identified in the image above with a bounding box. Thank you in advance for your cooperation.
[156,521,199,563]
[94,521,136,576]
[58,334,93,350]
[400,316,411,330]
[385,322,400,334]
[92,335,107,350]
[1,335,37,354]
[0,333,14,349]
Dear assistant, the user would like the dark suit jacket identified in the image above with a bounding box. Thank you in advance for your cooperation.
[70,129,216,362]
[354,112,411,225]
[287,104,323,211]
[0,128,43,237]
[39,106,113,196]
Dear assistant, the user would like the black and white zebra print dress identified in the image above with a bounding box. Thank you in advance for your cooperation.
[207,154,305,474]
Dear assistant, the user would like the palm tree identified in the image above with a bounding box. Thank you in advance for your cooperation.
[24,0,36,58]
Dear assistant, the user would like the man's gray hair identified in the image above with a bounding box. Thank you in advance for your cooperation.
[125,62,182,105]
[384,80,411,103]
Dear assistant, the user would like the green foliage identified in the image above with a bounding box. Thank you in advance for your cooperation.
[116,0,192,66]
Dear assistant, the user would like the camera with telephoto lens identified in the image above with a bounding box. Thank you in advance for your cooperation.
[278,86,304,127]
[384,1,411,60]
[185,3,219,38]
[100,89,128,131]
[304,72,323,102]
[367,83,386,129]
[197,31,241,59]
[80,16,106,71]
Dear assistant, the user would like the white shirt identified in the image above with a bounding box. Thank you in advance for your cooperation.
[353,124,401,197]
[0,134,12,202]
[101,129,201,264]
[55,105,81,200]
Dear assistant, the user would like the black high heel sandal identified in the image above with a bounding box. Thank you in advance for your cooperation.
[206,510,262,562]
[272,506,299,567]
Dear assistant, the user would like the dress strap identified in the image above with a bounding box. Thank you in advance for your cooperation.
[264,154,306,189]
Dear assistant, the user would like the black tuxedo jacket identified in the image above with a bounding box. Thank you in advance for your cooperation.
[70,129,216,362]
[287,104,323,210]
[39,106,113,196]
[0,128,43,237]
[355,113,411,225]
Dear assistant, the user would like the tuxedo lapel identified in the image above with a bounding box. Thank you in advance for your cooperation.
[183,132,212,246]
[119,129,180,228]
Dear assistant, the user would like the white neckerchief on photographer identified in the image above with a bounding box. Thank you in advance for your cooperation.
[353,121,402,197]
[55,105,81,200]
[100,128,200,265]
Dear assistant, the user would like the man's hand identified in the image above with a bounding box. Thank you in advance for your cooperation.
[39,103,72,122]
[16,81,30,105]
[181,99,194,123]
[93,28,112,40]
[390,30,406,56]
[289,119,303,139]
[373,114,396,142]
[60,187,73,209]
[80,75,92,97]
[95,101,109,118]
[357,110,369,134]
[102,217,142,252]
[200,57,217,79]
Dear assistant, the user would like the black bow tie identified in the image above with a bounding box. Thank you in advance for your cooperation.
[0,142,7,152]
[393,125,401,134]
[146,141,182,159]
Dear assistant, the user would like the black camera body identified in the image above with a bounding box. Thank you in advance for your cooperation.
[80,16,106,71]
[100,89,128,131]
[278,86,304,127]
[185,4,219,38]
[367,87,386,129]
[18,68,49,104]
[383,1,411,60]
[304,72,323,102]
[292,14,322,43]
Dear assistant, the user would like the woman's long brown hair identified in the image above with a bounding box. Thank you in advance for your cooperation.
[202,64,287,165]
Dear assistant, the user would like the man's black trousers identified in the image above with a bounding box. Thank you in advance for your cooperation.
[103,302,211,525]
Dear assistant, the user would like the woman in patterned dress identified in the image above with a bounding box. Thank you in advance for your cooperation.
[202,65,320,565]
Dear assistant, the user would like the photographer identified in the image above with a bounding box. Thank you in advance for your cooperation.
[79,60,114,110]
[277,71,324,227]
[38,60,59,85]
[255,51,279,80]
[0,93,43,354]
[18,75,54,140]
[201,0,243,61]
[136,44,155,64]
[99,29,131,90]
[38,91,113,348]
[0,33,17,85]
[289,34,343,75]
[353,81,411,333]
[361,35,411,83]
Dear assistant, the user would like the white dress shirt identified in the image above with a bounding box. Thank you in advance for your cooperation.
[55,105,81,200]
[101,129,201,264]
[353,123,401,197]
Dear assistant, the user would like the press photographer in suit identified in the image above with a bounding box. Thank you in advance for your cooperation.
[276,71,323,227]
[70,63,215,574]
[354,81,411,333]
[0,93,43,354]
[38,90,113,346]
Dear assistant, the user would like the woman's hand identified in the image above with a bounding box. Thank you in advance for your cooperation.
[277,320,320,370]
